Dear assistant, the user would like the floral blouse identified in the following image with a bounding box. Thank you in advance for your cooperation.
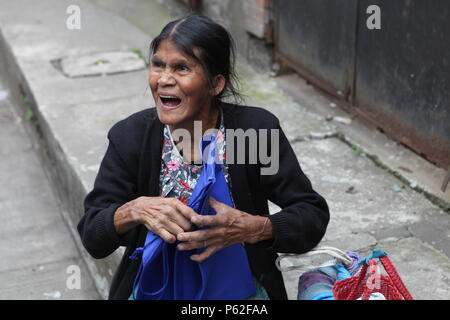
[159,113,230,204]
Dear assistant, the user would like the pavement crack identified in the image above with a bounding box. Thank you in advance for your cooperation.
[335,132,450,213]
[290,131,339,144]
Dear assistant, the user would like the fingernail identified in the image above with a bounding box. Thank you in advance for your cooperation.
[177,244,185,250]
[178,233,186,241]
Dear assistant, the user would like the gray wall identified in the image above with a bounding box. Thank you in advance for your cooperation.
[197,0,274,73]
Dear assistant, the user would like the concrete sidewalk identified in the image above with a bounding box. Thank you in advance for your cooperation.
[0,73,99,299]
[0,0,449,300]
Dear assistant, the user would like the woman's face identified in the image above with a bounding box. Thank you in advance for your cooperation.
[149,39,217,128]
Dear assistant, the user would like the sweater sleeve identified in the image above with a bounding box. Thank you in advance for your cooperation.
[260,123,330,254]
[77,129,138,259]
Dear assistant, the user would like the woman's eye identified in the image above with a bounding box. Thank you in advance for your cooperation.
[176,65,189,72]
[152,61,164,68]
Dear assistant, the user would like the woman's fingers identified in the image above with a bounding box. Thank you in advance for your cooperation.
[177,240,205,251]
[162,203,192,232]
[148,198,194,232]
[176,236,220,262]
[190,213,225,227]
[190,197,234,227]
[162,219,185,239]
[209,196,228,213]
[190,246,218,263]
[169,198,200,226]
[158,229,177,244]
[138,196,248,252]
[142,219,177,243]
[177,227,215,243]
[141,208,185,243]
[172,197,262,263]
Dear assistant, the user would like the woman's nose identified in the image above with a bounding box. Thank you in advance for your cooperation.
[158,70,176,86]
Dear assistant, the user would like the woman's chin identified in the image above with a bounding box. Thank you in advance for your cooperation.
[156,105,186,126]
[159,101,183,111]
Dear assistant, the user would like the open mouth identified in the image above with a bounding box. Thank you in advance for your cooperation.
[159,95,182,108]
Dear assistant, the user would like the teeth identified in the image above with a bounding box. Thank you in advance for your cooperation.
[160,95,179,99]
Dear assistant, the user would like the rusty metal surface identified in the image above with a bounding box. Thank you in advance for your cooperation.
[355,0,450,168]
[273,0,449,169]
[352,96,449,168]
[274,0,358,99]
[274,51,343,99]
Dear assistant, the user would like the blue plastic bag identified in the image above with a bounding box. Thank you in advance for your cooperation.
[130,134,256,300]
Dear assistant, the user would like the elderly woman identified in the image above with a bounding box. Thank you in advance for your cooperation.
[77,14,329,300]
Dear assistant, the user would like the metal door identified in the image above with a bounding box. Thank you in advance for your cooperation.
[274,0,358,100]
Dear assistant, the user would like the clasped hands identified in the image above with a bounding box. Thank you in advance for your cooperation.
[115,196,271,263]
[176,197,268,263]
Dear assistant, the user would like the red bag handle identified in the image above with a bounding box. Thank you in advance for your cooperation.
[379,256,413,300]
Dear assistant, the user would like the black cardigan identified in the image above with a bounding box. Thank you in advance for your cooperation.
[77,102,330,300]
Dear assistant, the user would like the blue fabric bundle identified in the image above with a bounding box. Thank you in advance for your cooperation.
[297,251,362,300]
[130,134,256,300]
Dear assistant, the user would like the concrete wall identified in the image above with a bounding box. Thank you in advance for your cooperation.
[188,0,274,73]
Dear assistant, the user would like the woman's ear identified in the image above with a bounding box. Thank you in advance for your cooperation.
[210,75,226,97]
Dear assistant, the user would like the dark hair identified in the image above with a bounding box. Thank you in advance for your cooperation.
[150,14,242,105]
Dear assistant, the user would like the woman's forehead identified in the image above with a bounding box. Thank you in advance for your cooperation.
[152,39,202,63]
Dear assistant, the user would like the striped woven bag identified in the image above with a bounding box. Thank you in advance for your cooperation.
[276,247,414,300]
